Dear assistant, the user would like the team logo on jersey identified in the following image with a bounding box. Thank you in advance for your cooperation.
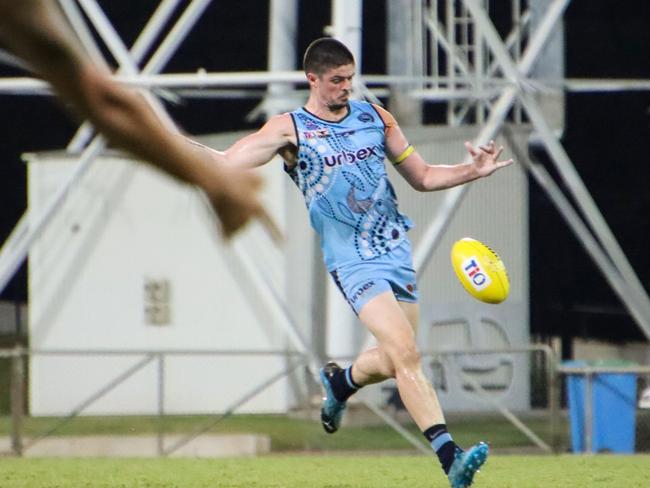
[304,118,320,130]
[304,128,330,139]
[357,112,374,123]
[323,145,380,166]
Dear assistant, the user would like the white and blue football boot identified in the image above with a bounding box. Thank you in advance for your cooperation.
[319,362,347,434]
[447,442,489,488]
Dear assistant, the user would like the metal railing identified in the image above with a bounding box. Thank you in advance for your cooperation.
[333,343,561,453]
[0,346,308,457]
[1,343,564,456]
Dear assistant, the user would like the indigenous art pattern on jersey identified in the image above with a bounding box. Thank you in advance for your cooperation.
[286,100,413,270]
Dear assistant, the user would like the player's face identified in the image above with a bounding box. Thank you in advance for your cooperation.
[310,63,355,112]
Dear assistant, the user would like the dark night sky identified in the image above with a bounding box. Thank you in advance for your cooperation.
[0,1,649,344]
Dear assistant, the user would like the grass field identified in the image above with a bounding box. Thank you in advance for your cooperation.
[1,454,649,487]
[0,413,568,452]
[1,412,648,487]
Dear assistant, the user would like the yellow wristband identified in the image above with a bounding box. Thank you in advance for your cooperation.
[393,145,414,165]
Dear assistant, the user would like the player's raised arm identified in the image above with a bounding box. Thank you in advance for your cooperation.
[374,106,512,191]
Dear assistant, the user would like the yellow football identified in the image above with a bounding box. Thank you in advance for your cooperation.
[450,237,510,304]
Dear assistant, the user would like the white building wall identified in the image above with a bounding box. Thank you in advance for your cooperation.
[27,132,295,416]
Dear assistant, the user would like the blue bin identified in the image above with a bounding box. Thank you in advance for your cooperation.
[564,360,637,453]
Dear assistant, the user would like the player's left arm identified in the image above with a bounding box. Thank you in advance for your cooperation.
[374,105,513,192]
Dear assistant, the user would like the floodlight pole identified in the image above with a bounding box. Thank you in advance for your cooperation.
[267,0,298,115]
[331,0,362,73]
[246,0,299,121]
[520,90,650,338]
[324,0,364,363]
[423,9,471,77]
[131,0,184,62]
[389,0,425,125]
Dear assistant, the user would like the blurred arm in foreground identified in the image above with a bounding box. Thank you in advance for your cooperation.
[0,0,278,239]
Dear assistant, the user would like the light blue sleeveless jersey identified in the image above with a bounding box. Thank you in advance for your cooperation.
[286,100,413,271]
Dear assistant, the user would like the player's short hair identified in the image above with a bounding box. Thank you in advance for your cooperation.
[303,38,354,75]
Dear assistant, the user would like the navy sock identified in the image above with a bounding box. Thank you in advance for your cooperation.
[329,365,361,402]
[423,424,458,474]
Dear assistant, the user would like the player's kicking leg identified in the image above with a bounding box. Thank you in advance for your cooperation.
[323,290,488,486]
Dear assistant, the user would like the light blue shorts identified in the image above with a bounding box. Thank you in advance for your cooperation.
[329,240,419,315]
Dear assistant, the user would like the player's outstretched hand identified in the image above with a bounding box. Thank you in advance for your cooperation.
[205,167,283,242]
[464,140,513,177]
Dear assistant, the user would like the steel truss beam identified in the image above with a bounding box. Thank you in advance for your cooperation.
[505,127,650,340]
[66,0,182,151]
[2,72,650,96]
[462,0,650,338]
[413,0,571,274]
